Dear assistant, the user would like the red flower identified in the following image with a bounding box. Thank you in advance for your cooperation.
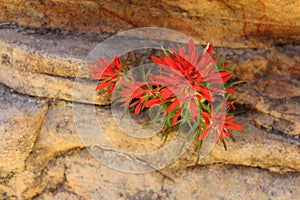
[88,39,242,157]
[117,77,163,115]
[149,70,201,124]
[88,57,124,94]
[199,106,243,143]
[151,39,232,99]
[150,39,233,124]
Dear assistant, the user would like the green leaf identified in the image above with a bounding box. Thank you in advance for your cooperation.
[162,47,170,57]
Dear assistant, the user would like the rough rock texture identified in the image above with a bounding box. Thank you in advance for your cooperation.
[0,97,298,199]
[0,84,48,199]
[0,1,299,198]
[0,28,111,105]
[235,77,300,136]
[33,149,300,200]
[25,101,84,172]
[0,38,299,199]
[0,26,299,106]
[219,44,300,82]
[1,0,299,48]
[0,62,111,105]
[0,78,298,199]
[0,84,48,173]
[26,101,300,174]
[4,145,300,199]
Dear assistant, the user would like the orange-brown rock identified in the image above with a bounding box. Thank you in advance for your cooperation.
[0,91,298,199]
[1,0,299,48]
[0,2,299,198]
[34,149,300,200]
[0,27,299,106]
[234,76,300,135]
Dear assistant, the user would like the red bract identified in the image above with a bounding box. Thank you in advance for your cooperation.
[88,39,243,157]
[150,39,231,124]
[151,39,232,98]
[88,57,124,94]
[150,71,201,124]
[199,106,243,143]
[117,77,163,115]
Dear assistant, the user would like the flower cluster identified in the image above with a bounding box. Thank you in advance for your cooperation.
[89,39,242,157]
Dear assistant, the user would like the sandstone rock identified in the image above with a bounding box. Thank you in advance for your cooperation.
[0,84,48,198]
[222,44,300,82]
[0,28,112,105]
[16,156,66,200]
[0,1,299,199]
[0,79,299,199]
[234,76,300,135]
[0,27,299,108]
[25,101,84,172]
[192,112,300,173]
[25,101,300,175]
[33,149,300,200]
[1,0,299,48]
[0,27,110,78]
[0,62,111,105]
[0,84,48,174]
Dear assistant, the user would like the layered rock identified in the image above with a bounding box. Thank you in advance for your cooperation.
[26,101,300,174]
[0,91,298,199]
[0,26,299,105]
[1,0,299,48]
[0,28,111,105]
[33,149,300,200]
[0,2,299,198]
[0,84,48,199]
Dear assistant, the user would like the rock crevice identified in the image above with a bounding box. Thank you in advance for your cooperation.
[0,1,299,197]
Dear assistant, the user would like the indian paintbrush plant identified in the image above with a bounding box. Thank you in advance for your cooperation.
[88,39,243,163]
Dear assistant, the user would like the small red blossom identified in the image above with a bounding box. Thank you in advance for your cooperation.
[150,39,232,124]
[117,77,163,115]
[88,57,124,94]
[151,39,232,97]
[88,39,243,159]
[199,106,243,144]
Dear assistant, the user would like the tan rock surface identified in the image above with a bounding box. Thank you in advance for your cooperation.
[1,0,299,48]
[221,44,300,82]
[0,84,48,199]
[0,27,299,108]
[25,100,300,175]
[0,77,298,199]
[0,9,299,198]
[0,92,295,198]
[25,101,84,172]
[0,84,48,174]
[235,76,300,135]
[33,149,300,200]
[0,28,112,105]
[0,62,111,105]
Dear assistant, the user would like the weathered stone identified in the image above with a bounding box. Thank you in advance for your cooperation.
[0,28,110,78]
[0,84,48,198]
[192,113,300,173]
[16,156,66,200]
[25,101,83,171]
[0,0,299,48]
[0,27,299,108]
[0,87,299,199]
[234,76,300,135]
[0,28,112,105]
[0,84,48,174]
[24,101,300,175]
[0,1,298,199]
[225,44,300,82]
[33,149,300,200]
[0,63,111,105]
